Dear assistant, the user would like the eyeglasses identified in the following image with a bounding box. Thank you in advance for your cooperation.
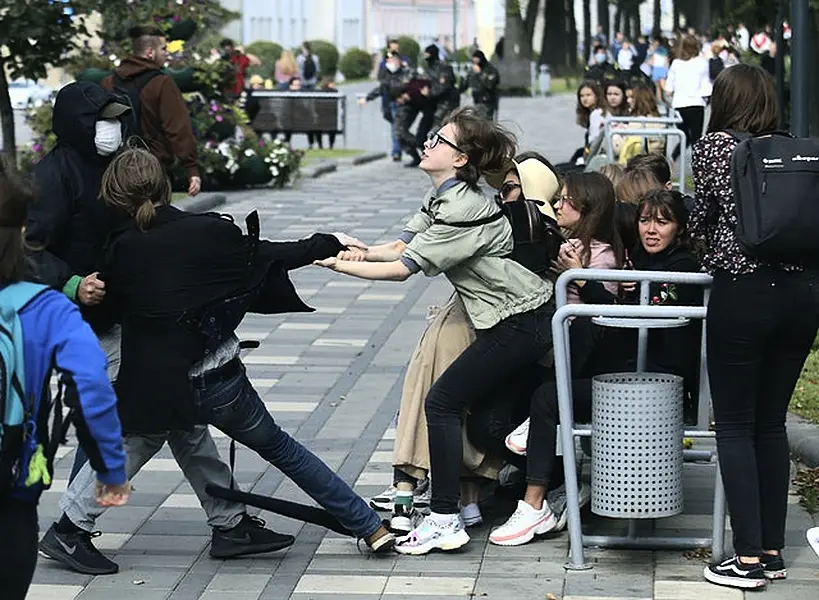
[499,182,521,199]
[427,131,465,154]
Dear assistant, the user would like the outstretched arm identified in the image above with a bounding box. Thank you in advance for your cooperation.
[314,257,413,282]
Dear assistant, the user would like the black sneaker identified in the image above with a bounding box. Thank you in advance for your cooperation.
[760,553,787,580]
[703,556,767,589]
[210,514,295,559]
[39,523,118,575]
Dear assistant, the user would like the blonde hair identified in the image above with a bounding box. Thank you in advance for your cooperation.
[615,168,662,204]
[598,163,624,189]
[278,50,298,75]
[100,149,171,230]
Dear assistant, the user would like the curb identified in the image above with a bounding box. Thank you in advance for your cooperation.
[176,192,227,213]
[352,151,388,166]
[788,412,819,468]
[301,160,339,179]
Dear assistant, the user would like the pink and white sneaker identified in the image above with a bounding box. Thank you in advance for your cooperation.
[394,513,469,555]
[489,500,556,546]
[505,418,529,456]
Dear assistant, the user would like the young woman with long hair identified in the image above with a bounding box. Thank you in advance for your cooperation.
[314,107,555,555]
[690,64,819,590]
[666,35,711,161]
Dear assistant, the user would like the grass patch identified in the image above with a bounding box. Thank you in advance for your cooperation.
[171,192,188,202]
[794,467,819,516]
[549,77,581,95]
[792,334,819,424]
[302,148,365,166]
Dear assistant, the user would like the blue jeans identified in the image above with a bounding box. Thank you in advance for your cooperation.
[390,102,401,157]
[192,364,382,539]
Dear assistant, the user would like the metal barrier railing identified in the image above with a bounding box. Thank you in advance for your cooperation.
[552,268,725,570]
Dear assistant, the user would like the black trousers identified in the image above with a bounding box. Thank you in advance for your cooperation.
[425,303,554,514]
[708,269,818,556]
[672,105,705,161]
[0,498,39,600]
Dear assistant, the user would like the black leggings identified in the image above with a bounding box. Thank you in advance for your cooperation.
[672,106,705,160]
[425,304,553,514]
[708,269,818,556]
[0,498,39,600]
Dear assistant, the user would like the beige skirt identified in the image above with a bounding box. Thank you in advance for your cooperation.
[393,294,503,481]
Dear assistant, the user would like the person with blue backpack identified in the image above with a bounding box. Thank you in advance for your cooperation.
[0,159,130,600]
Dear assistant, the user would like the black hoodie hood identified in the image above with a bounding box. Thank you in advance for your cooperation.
[52,81,120,159]
[424,44,440,66]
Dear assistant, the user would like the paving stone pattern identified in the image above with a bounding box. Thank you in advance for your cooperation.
[30,103,818,600]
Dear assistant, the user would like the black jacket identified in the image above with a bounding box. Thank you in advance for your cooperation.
[423,59,459,110]
[102,206,344,433]
[27,81,127,332]
[461,60,500,106]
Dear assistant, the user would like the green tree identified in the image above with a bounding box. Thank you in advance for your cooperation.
[0,0,103,159]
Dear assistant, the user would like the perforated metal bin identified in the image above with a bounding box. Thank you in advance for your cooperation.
[591,373,684,519]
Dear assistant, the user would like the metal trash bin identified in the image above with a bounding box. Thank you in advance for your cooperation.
[591,373,684,519]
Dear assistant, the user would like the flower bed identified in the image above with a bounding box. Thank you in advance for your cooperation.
[19,96,303,190]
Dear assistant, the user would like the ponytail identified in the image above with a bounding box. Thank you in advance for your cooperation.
[134,201,157,231]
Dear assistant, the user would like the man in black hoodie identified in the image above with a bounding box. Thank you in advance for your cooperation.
[30,82,287,576]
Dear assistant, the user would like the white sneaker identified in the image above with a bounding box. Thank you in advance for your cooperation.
[369,478,430,512]
[489,500,556,546]
[394,514,469,555]
[505,418,529,456]
[389,506,421,535]
[808,527,819,559]
[549,482,591,531]
[460,502,482,527]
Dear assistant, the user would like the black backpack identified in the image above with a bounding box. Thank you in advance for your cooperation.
[302,55,317,80]
[430,199,564,275]
[112,70,163,139]
[726,131,819,262]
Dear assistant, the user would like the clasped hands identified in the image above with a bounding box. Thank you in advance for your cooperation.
[313,232,369,269]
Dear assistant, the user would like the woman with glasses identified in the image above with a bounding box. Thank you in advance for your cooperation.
[315,107,554,555]
[368,152,563,536]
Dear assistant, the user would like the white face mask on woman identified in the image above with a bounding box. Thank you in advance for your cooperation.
[94,119,123,156]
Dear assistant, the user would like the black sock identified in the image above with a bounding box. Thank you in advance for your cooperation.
[54,514,83,535]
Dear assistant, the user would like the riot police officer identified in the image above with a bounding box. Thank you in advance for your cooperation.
[461,50,500,120]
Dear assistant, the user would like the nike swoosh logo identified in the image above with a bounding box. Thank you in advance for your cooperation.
[56,537,77,555]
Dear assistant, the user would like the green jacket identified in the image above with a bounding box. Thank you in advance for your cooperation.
[402,181,551,329]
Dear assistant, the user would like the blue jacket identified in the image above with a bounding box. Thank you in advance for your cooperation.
[12,288,126,503]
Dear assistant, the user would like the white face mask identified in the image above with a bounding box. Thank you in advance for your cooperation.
[95,119,122,156]
[386,62,399,73]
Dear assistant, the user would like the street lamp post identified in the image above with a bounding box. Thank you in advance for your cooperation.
[453,0,459,52]
[791,0,810,136]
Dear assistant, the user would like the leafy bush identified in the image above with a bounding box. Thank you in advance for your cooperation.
[397,36,420,67]
[449,47,471,63]
[306,39,339,78]
[246,40,283,79]
[339,48,374,80]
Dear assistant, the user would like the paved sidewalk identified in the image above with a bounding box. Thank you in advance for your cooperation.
[30,112,818,600]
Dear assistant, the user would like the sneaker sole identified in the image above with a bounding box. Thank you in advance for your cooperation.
[703,567,767,589]
[504,435,527,456]
[368,533,396,554]
[462,515,483,528]
[38,540,118,575]
[395,529,470,555]
[389,516,413,535]
[489,513,557,547]
[209,537,295,559]
[763,569,787,580]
